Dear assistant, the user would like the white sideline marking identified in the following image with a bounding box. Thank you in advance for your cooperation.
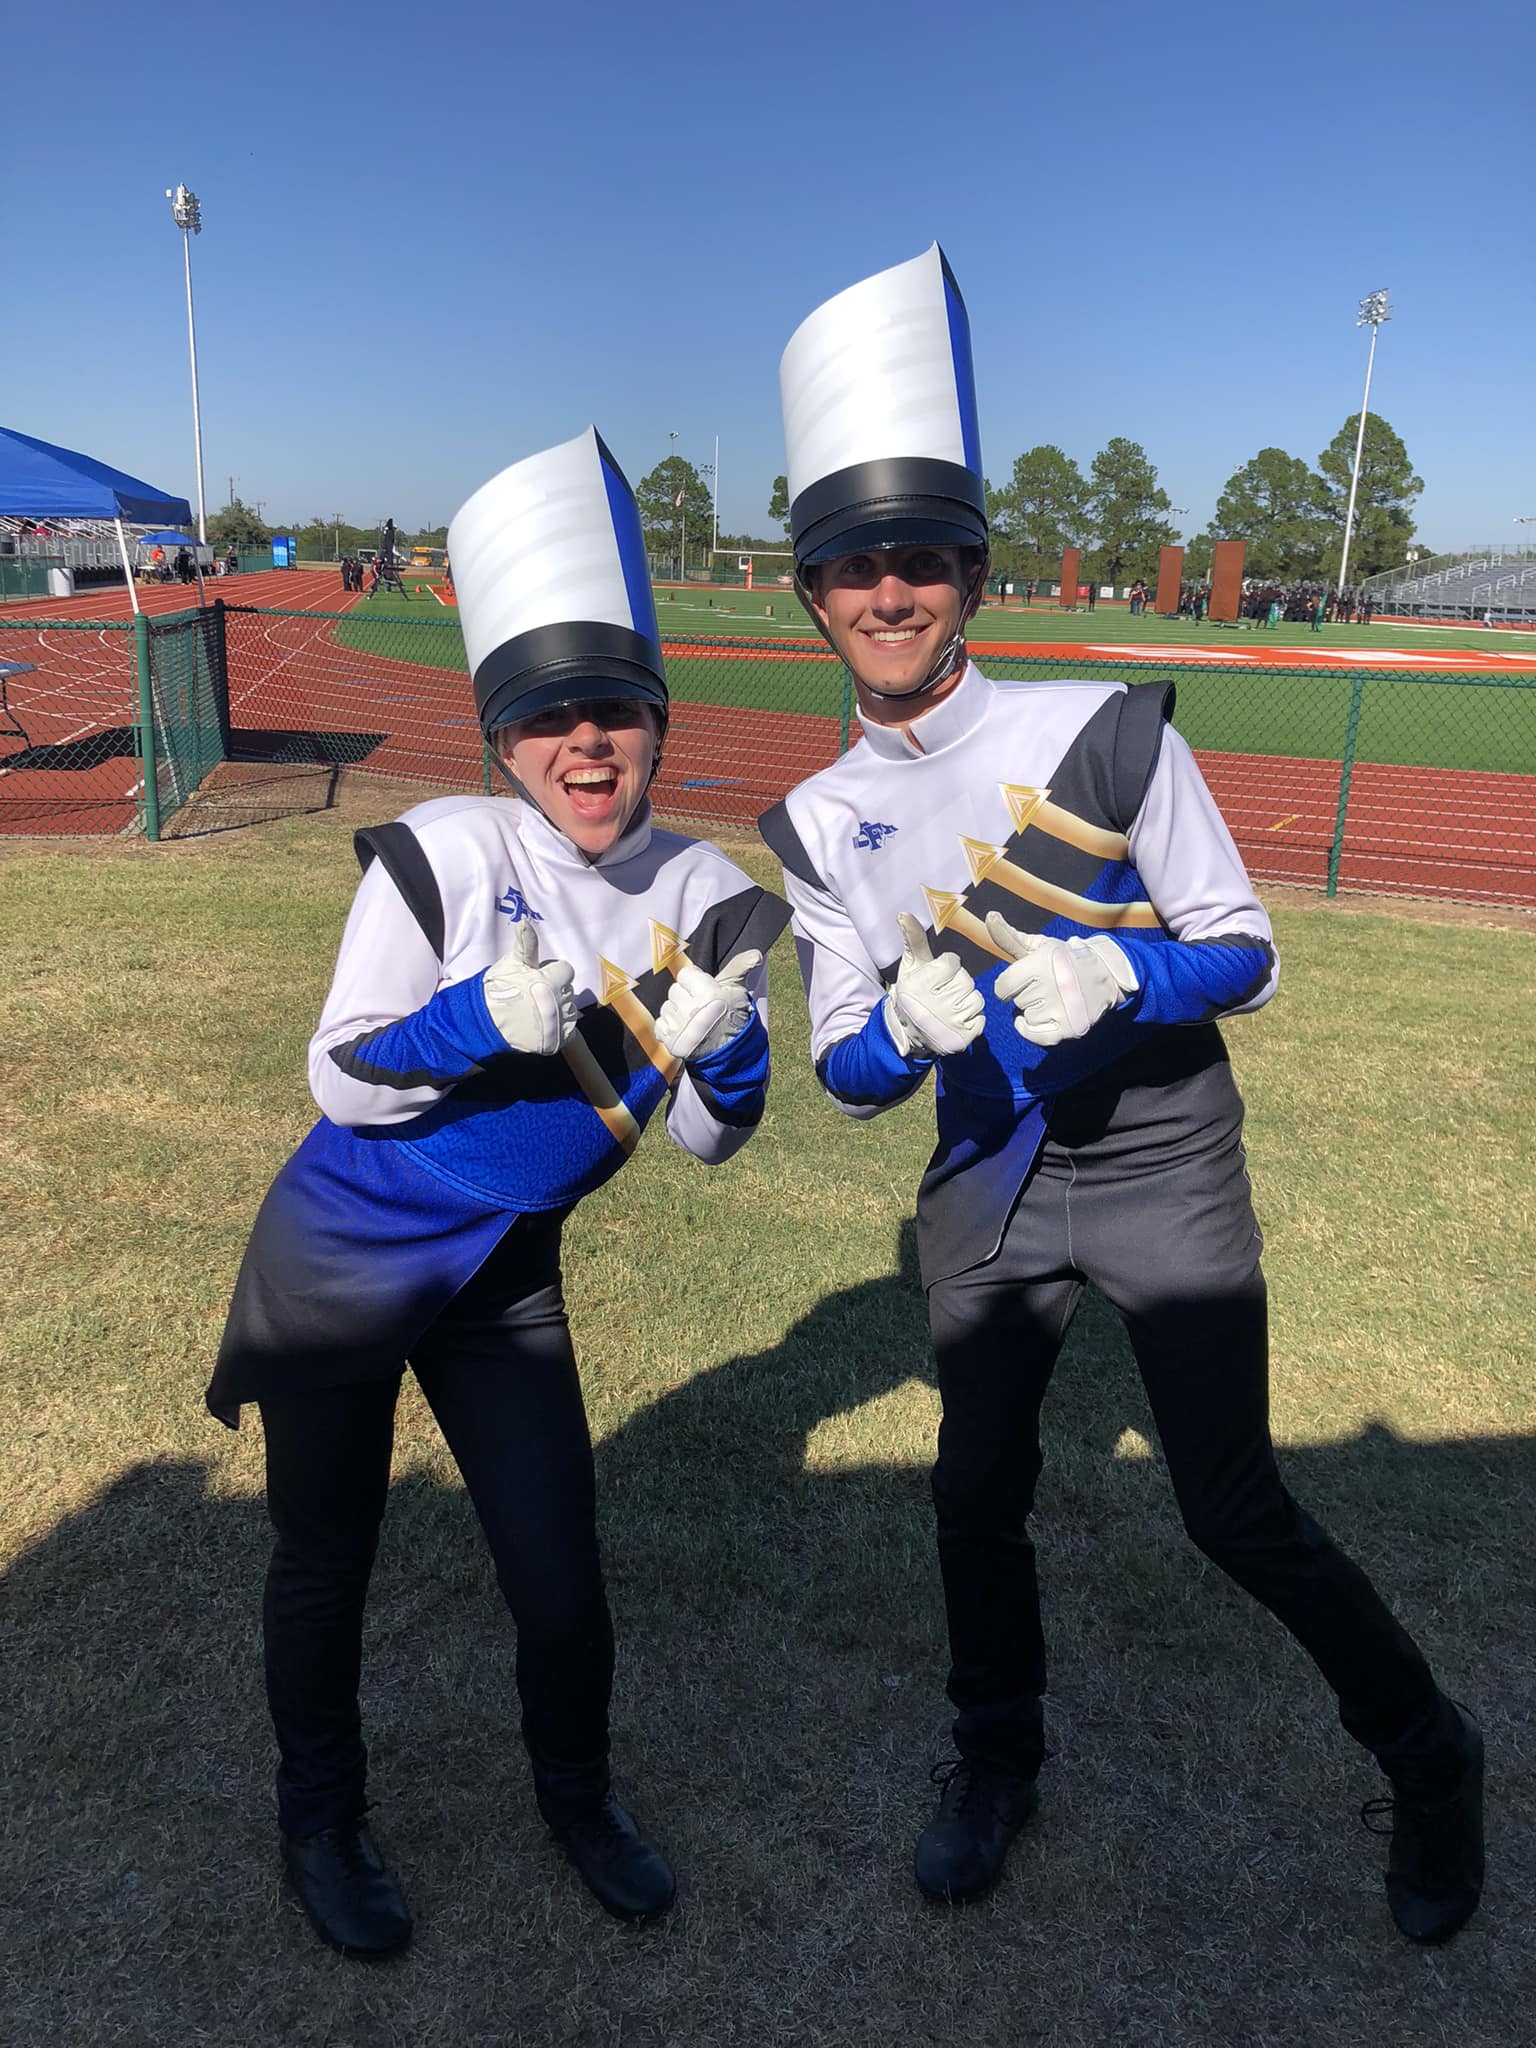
[1087,644,1257,662]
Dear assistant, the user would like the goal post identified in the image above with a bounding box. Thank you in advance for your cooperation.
[709,546,794,592]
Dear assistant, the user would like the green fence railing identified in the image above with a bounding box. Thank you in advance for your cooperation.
[2,601,1533,907]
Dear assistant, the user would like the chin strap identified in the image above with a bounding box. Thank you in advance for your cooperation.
[795,555,989,704]
[858,622,969,703]
[482,731,667,858]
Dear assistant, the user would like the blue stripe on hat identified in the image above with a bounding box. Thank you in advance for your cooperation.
[598,438,661,647]
[941,262,982,478]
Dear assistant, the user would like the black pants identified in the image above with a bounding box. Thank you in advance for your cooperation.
[257,1219,613,1839]
[925,1057,1456,1786]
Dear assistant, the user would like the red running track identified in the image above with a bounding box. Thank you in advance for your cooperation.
[1,587,1532,907]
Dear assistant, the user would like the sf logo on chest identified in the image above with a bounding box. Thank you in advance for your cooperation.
[852,820,898,853]
[496,886,542,924]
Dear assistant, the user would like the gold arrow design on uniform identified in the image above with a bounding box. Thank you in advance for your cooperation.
[598,956,682,1083]
[999,783,1131,861]
[959,837,1161,929]
[560,1031,641,1156]
[923,888,1011,962]
[649,921,692,977]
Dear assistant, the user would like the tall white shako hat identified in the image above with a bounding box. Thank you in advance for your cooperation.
[447,426,667,740]
[780,243,987,573]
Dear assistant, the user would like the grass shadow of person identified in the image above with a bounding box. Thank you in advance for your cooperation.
[1,1234,1530,2042]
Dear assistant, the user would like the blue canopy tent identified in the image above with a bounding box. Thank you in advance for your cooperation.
[0,427,196,611]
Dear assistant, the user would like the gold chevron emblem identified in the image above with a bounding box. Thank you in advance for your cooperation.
[1000,783,1051,834]
[922,888,1010,961]
[999,782,1130,860]
[597,954,682,1083]
[650,921,691,976]
[599,957,635,1005]
[960,836,1004,885]
[952,842,1160,929]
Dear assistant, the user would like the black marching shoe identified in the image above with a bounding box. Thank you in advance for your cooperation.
[1363,1704,1485,1945]
[914,1758,1039,1904]
[549,1792,677,1923]
[282,1819,413,1957]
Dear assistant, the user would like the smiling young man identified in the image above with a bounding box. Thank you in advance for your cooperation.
[759,247,1483,1943]
[210,428,787,1957]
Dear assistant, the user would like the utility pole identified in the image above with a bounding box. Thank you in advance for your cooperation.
[227,475,238,509]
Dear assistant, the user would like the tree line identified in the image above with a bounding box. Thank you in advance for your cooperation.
[201,501,449,559]
[765,414,1423,587]
[199,410,1425,589]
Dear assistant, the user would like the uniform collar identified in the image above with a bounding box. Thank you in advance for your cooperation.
[854,661,994,760]
[515,793,655,870]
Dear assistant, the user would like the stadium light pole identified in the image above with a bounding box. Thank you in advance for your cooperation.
[697,450,717,557]
[668,430,681,579]
[1337,289,1391,595]
[167,187,209,558]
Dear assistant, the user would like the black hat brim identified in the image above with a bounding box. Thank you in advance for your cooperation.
[474,620,668,735]
[796,507,989,567]
[790,457,987,569]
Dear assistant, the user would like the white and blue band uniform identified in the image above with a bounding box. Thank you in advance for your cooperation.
[209,428,789,1883]
[760,248,1476,1912]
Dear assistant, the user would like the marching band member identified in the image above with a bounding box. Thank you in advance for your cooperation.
[759,247,1482,1942]
[210,428,787,1956]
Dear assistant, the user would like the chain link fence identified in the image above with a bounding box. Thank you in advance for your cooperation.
[2,601,1532,907]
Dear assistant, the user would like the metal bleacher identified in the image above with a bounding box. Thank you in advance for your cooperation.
[1365,545,1536,621]
[0,516,126,573]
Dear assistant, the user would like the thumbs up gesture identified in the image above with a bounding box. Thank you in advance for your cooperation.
[884,910,986,1060]
[482,922,578,1056]
[656,950,763,1063]
[986,911,1138,1046]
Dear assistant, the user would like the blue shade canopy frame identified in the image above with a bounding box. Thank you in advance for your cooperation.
[0,426,196,614]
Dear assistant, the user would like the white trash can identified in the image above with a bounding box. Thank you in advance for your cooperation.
[47,566,76,598]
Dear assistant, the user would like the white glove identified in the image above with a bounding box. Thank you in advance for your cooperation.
[654,950,763,1063]
[482,922,578,1056]
[987,910,1138,1046]
[884,910,985,1059]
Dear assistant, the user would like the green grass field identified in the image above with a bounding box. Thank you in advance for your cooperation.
[332,585,1536,776]
[3,798,1534,2045]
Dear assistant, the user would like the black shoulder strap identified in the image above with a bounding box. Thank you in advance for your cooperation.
[758,799,827,890]
[1111,680,1176,831]
[354,821,446,962]
[683,884,793,975]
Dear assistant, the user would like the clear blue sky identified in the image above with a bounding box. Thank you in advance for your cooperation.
[13,0,1533,549]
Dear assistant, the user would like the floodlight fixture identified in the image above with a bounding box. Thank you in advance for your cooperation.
[1357,289,1391,328]
[167,183,202,234]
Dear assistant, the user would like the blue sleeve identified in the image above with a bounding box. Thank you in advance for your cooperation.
[817,998,931,1110]
[1114,931,1276,1027]
[685,1010,771,1128]
[326,973,506,1088]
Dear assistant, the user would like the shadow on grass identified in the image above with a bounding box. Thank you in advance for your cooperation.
[163,758,346,838]
[2,1225,1532,2043]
